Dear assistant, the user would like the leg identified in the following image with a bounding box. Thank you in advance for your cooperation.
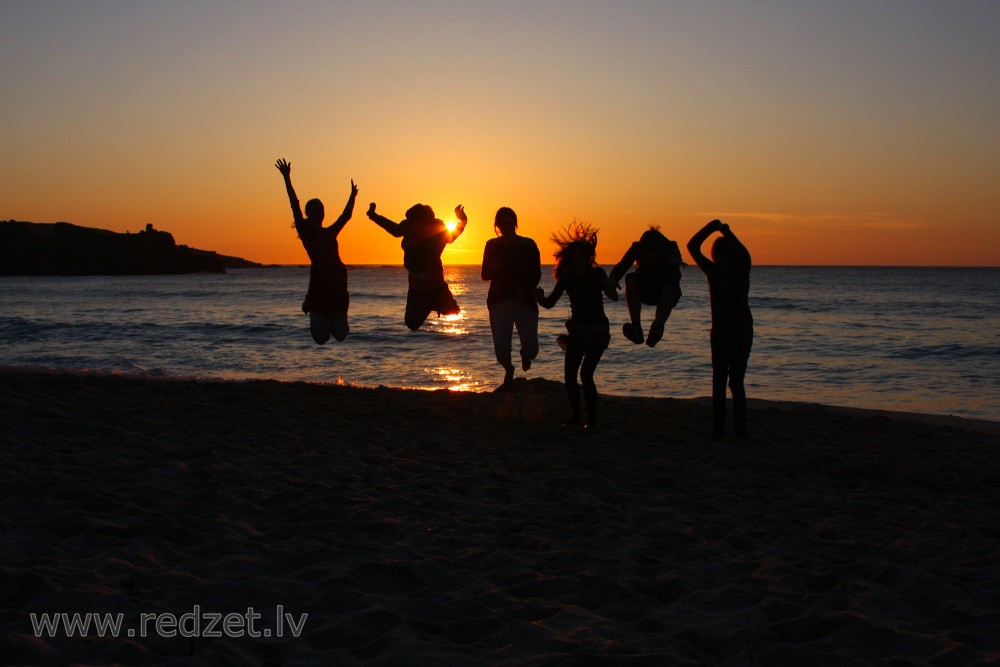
[330,310,349,342]
[404,291,433,331]
[647,283,680,347]
[652,282,680,325]
[625,273,642,327]
[309,312,331,345]
[489,300,517,382]
[710,336,728,438]
[728,336,752,439]
[513,303,539,372]
[563,337,586,424]
[404,307,431,331]
[579,337,608,428]
[622,274,644,344]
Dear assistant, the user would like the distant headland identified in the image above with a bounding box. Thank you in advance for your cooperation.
[0,220,262,275]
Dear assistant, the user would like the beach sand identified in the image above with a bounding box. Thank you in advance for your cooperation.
[2,367,999,666]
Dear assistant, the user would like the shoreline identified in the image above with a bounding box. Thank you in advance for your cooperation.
[3,364,998,432]
[3,366,1000,664]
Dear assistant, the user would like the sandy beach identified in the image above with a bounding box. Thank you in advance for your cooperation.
[2,366,999,666]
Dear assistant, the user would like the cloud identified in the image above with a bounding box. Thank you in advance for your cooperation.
[697,211,929,231]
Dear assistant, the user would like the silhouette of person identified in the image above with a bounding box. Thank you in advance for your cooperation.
[275,158,357,344]
[687,219,753,439]
[367,201,468,330]
[482,207,541,385]
[609,226,686,347]
[536,222,618,429]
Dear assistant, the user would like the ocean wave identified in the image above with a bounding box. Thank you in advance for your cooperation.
[887,343,1000,361]
[0,317,47,336]
[3,266,999,421]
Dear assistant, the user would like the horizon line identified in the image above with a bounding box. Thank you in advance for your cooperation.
[253,263,1000,270]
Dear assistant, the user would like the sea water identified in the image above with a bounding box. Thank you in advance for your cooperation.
[1,266,997,421]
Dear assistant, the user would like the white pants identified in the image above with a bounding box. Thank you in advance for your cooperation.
[488,298,539,368]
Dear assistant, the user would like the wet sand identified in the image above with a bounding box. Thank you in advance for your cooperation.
[2,367,999,665]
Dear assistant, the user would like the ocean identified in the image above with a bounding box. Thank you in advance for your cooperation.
[1,266,997,421]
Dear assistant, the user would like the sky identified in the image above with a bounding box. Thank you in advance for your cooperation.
[2,1,998,266]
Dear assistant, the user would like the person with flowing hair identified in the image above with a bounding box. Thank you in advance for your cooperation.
[536,222,618,429]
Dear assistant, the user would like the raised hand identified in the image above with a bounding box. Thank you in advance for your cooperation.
[455,204,467,223]
[350,180,358,198]
[275,158,291,176]
[367,202,377,217]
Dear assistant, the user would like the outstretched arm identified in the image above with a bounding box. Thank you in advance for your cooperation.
[529,241,541,288]
[275,158,303,223]
[687,219,724,272]
[447,204,469,243]
[608,242,639,289]
[366,203,404,237]
[598,268,619,302]
[535,282,564,309]
[328,180,359,237]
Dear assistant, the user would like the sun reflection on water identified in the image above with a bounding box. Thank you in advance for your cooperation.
[433,310,469,336]
[426,366,483,392]
[443,268,470,295]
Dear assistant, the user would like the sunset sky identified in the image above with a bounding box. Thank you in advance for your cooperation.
[2,1,997,266]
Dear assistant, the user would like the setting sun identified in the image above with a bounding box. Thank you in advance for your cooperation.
[444,219,458,234]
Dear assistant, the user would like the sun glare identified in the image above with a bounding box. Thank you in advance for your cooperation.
[430,367,481,392]
[444,219,458,233]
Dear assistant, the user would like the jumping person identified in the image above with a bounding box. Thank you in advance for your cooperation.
[687,219,753,439]
[609,226,685,347]
[367,202,468,330]
[275,158,357,344]
[482,207,541,385]
[536,222,618,429]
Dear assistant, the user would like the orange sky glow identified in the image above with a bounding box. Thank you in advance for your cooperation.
[2,2,997,266]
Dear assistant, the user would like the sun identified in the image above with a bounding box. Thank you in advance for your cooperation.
[444,219,458,233]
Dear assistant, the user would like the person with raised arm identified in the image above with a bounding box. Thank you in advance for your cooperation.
[536,222,618,429]
[367,201,468,330]
[482,207,541,385]
[275,158,357,344]
[687,219,754,439]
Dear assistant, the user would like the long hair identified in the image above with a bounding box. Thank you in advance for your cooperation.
[551,221,598,281]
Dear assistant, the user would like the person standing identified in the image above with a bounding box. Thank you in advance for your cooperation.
[482,207,541,385]
[687,219,753,439]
